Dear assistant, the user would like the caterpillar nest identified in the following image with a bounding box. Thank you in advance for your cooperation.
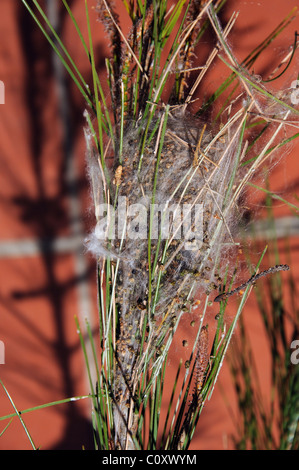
[86,108,243,346]
[80,0,299,451]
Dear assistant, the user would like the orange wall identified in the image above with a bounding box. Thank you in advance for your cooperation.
[0,0,298,449]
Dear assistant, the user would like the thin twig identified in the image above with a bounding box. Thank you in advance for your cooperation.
[214,264,290,302]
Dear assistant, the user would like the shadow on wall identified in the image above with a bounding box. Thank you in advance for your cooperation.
[0,1,107,449]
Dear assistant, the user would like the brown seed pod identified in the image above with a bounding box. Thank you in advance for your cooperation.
[194,325,209,397]
[114,165,123,186]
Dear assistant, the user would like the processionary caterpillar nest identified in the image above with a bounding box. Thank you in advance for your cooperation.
[83,0,298,450]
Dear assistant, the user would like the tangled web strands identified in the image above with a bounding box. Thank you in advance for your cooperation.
[86,108,247,448]
[84,0,298,450]
[88,110,243,325]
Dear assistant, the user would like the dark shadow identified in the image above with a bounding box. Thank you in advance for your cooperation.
[11,0,106,450]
